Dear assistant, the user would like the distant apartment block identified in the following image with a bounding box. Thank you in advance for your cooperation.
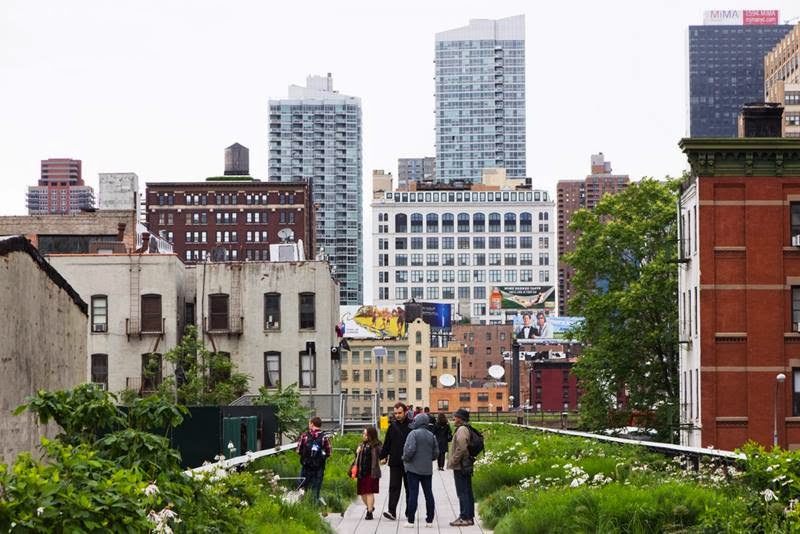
[145,179,313,263]
[435,15,526,183]
[26,158,95,215]
[688,11,791,137]
[268,74,363,305]
[398,157,435,188]
[765,23,800,137]
[557,153,629,316]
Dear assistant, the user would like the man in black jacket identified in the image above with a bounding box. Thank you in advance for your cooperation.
[379,401,412,521]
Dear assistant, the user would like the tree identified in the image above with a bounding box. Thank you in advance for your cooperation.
[564,178,680,440]
[254,383,311,442]
[155,325,251,405]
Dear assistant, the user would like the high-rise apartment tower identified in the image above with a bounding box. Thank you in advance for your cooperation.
[268,74,363,304]
[435,15,526,183]
[26,158,95,215]
[688,10,791,137]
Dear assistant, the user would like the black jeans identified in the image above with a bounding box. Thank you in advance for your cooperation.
[453,469,474,520]
[388,464,409,516]
[437,450,447,469]
[406,471,435,524]
[300,464,325,502]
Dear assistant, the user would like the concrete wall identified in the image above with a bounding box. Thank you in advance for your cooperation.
[0,243,87,463]
[0,210,138,252]
[99,173,139,217]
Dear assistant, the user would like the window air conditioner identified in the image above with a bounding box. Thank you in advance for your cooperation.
[795,322,800,333]
[92,324,107,333]
[92,382,107,391]
[793,235,800,247]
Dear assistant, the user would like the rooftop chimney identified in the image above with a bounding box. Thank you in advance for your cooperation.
[738,102,783,138]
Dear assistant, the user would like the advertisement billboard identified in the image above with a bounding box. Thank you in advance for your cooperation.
[703,9,779,26]
[338,305,407,339]
[404,301,452,330]
[488,285,556,313]
[512,314,584,342]
[743,10,779,25]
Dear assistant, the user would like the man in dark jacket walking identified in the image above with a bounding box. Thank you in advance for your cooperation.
[448,408,475,526]
[380,402,412,521]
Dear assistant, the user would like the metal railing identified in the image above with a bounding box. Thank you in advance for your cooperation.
[203,316,244,334]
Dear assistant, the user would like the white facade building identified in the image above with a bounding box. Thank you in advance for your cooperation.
[372,186,556,323]
[678,182,701,447]
[49,254,341,397]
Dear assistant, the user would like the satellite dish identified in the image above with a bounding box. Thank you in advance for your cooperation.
[488,365,505,380]
[277,228,295,242]
[439,374,456,387]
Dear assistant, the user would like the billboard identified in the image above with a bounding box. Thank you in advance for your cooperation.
[405,301,452,330]
[512,314,584,342]
[703,10,779,25]
[339,305,407,339]
[488,285,555,313]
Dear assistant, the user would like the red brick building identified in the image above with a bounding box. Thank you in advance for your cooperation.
[26,158,95,215]
[680,137,800,450]
[145,179,314,263]
[453,324,515,380]
[557,153,628,315]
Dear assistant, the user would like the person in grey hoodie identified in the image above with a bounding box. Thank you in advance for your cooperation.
[401,413,439,528]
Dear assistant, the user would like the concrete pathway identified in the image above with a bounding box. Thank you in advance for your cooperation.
[326,465,491,534]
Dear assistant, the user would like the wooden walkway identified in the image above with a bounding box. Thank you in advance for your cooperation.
[326,465,491,534]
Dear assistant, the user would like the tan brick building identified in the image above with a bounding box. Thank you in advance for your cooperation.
[765,23,800,137]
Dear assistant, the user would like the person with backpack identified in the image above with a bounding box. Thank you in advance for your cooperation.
[296,416,331,504]
[379,402,412,521]
[401,413,439,528]
[353,425,382,520]
[432,413,452,471]
[448,408,483,527]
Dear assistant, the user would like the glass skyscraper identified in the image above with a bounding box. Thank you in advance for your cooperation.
[435,15,526,183]
[688,15,791,137]
[268,74,363,305]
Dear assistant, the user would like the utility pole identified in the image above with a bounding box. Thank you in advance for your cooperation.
[511,340,520,410]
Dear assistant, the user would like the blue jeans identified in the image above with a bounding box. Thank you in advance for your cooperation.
[300,464,325,502]
[453,469,474,520]
[405,471,435,524]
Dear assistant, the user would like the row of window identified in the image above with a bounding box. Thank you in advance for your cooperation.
[157,193,300,206]
[385,282,548,302]
[382,252,550,267]
[90,349,317,390]
[389,268,548,283]
[389,212,548,233]
[90,292,316,332]
[384,236,549,250]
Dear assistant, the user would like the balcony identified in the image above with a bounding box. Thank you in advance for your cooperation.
[126,317,165,339]
[204,316,244,336]
[125,376,161,396]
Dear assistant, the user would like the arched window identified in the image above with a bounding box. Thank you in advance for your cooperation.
[395,213,408,233]
[410,213,423,233]
[520,212,533,232]
[488,213,501,232]
[426,213,439,233]
[442,213,454,232]
[504,213,517,232]
[91,354,108,388]
[473,213,485,232]
[457,213,470,232]
[140,294,163,333]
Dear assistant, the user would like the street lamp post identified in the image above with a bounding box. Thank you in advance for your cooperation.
[373,346,386,431]
[774,373,786,448]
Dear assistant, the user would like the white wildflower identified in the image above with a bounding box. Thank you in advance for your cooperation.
[36,507,44,517]
[762,488,779,502]
[144,482,160,496]
[239,500,249,507]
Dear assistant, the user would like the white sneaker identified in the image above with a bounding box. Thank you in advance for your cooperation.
[425,521,434,528]
[403,522,415,528]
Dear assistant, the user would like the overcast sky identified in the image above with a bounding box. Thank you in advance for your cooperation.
[1,0,797,219]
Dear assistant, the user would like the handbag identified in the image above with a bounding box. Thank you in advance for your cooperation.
[350,462,358,479]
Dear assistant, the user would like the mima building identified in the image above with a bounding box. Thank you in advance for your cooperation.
[435,15,526,183]
[268,74,363,305]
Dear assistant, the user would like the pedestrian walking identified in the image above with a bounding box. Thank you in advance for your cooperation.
[379,402,412,521]
[432,413,452,471]
[448,409,475,526]
[353,425,382,520]
[401,413,438,528]
[296,416,331,504]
